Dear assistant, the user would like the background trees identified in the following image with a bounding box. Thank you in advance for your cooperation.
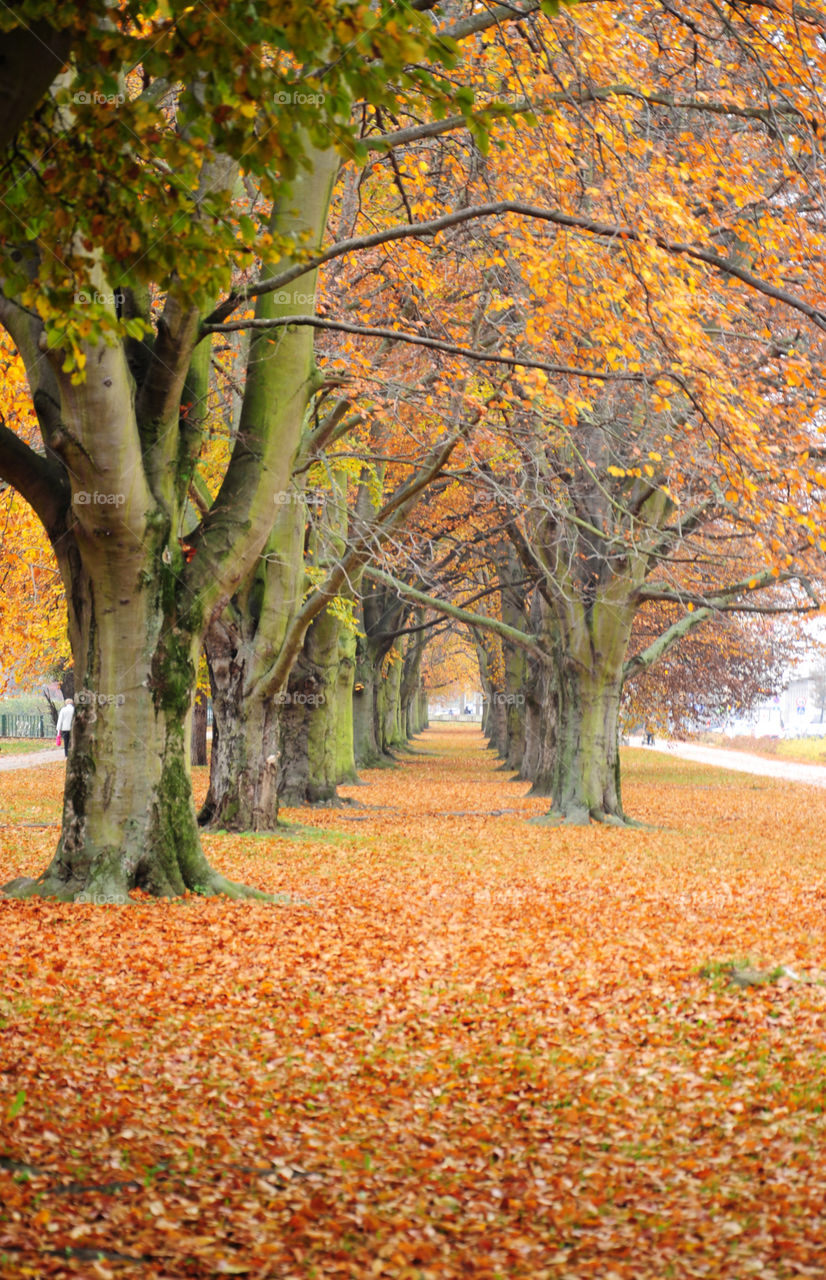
[623,611,805,737]
[2,0,826,884]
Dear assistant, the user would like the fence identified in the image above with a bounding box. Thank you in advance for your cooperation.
[0,713,49,738]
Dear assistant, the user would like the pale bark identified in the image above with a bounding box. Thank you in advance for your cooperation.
[2,144,331,894]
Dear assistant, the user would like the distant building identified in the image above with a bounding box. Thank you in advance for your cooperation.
[725,650,826,738]
[428,690,484,720]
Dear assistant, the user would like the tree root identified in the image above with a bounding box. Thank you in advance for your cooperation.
[1,871,311,906]
[527,807,648,828]
[1,874,131,905]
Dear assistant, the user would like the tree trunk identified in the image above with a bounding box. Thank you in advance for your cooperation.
[541,594,636,824]
[406,680,426,737]
[194,140,342,832]
[487,692,508,758]
[473,630,506,753]
[335,621,358,783]
[5,563,252,901]
[522,660,556,797]
[353,646,380,767]
[501,658,526,772]
[191,689,208,767]
[549,655,625,823]
[497,548,530,771]
[518,595,555,795]
[399,624,426,742]
[200,612,283,831]
[378,654,405,754]
[278,604,345,806]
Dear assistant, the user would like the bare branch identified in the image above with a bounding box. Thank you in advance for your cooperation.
[205,201,826,332]
[364,566,550,664]
[203,314,647,381]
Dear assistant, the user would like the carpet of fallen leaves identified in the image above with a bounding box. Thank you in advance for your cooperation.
[2,724,826,1279]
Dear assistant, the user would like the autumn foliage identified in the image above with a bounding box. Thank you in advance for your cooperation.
[3,726,826,1277]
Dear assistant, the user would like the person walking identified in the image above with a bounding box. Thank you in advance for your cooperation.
[55,698,74,757]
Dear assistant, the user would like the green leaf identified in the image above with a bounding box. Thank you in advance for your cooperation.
[7,1090,25,1120]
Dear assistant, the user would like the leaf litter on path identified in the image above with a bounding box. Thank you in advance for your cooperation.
[2,726,826,1277]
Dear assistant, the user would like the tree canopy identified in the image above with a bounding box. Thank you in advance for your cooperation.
[2,0,826,893]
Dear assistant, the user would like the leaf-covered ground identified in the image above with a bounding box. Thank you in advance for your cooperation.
[2,725,826,1278]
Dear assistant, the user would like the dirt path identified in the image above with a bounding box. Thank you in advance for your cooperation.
[628,734,826,787]
[0,747,64,772]
[5,728,825,790]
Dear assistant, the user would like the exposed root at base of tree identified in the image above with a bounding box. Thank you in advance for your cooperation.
[527,808,649,828]
[0,870,302,905]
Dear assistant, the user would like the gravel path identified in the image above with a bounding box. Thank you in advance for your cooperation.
[0,747,64,772]
[3,738,826,789]
[629,736,826,788]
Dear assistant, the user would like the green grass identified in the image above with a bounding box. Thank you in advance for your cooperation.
[622,752,772,790]
[698,733,826,766]
[776,737,826,764]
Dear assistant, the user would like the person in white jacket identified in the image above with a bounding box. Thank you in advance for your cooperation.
[55,698,74,757]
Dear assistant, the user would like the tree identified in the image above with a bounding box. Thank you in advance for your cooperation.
[0,1,472,900]
[5,0,826,879]
[623,610,806,736]
[360,0,826,822]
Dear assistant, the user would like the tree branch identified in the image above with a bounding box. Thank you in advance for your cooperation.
[0,424,65,534]
[203,314,647,380]
[204,200,826,332]
[363,566,550,664]
[364,83,810,153]
[625,569,816,678]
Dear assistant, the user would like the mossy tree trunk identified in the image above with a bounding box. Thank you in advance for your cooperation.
[378,652,405,754]
[278,603,346,805]
[199,580,291,831]
[494,545,530,772]
[521,653,557,797]
[335,617,359,782]
[276,472,356,806]
[195,142,341,831]
[6,541,245,901]
[399,620,426,741]
[353,631,381,767]
[523,457,675,824]
[356,578,411,761]
[537,594,636,823]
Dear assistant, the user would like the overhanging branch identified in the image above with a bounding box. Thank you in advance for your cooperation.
[202,314,647,381]
[363,566,550,664]
[626,569,818,679]
[205,200,826,332]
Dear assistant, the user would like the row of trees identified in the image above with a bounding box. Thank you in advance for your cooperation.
[1,0,825,898]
